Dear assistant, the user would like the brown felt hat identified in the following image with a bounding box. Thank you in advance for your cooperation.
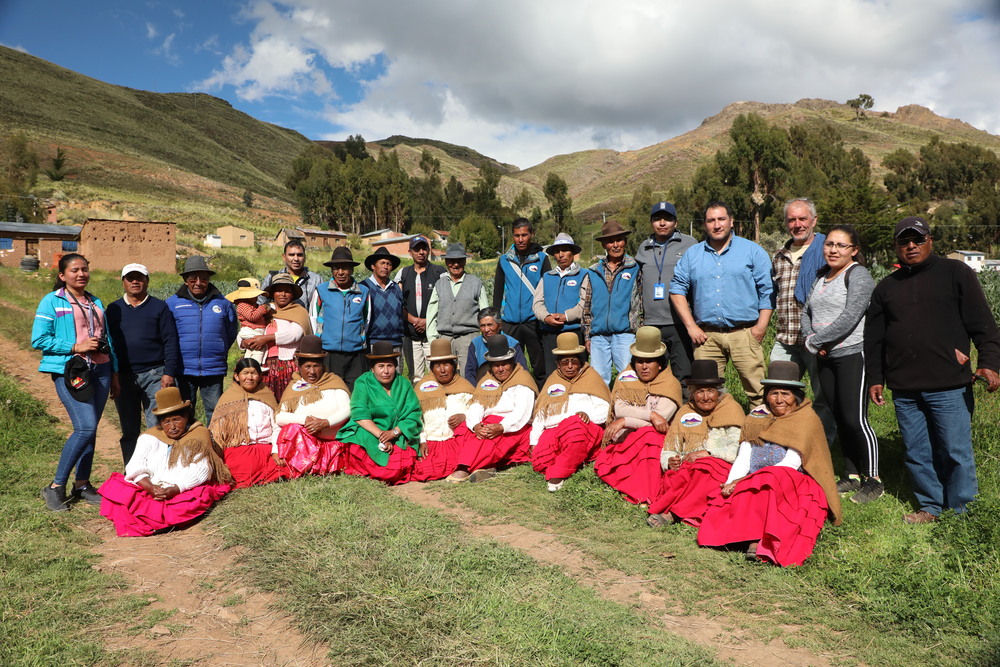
[364,247,402,271]
[323,246,360,268]
[426,338,457,362]
[151,387,191,417]
[294,334,327,359]
[264,273,303,301]
[761,361,805,388]
[687,359,725,386]
[629,326,667,359]
[366,341,400,361]
[552,332,586,356]
[594,219,631,241]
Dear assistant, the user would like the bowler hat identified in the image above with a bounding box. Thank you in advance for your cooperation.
[760,361,805,388]
[444,243,469,260]
[294,334,327,359]
[552,331,586,356]
[594,220,631,241]
[426,338,458,362]
[180,255,216,277]
[629,326,667,359]
[264,273,304,301]
[364,246,402,271]
[483,335,516,362]
[323,246,360,268]
[546,233,582,256]
[151,386,192,417]
[366,341,400,361]
[687,359,725,386]
[226,277,265,302]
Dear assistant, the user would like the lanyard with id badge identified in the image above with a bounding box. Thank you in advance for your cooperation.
[652,242,668,300]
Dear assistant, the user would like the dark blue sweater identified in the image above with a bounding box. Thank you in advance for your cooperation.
[105,295,181,377]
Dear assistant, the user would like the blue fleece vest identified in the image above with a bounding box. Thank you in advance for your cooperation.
[498,248,545,323]
[587,262,638,336]
[317,280,369,353]
[539,269,583,333]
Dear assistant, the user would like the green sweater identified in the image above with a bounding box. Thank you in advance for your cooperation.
[336,371,423,466]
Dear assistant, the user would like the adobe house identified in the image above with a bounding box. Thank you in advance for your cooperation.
[216,225,255,247]
[271,228,306,248]
[271,227,347,249]
[78,218,176,274]
[0,221,81,268]
[368,233,444,259]
[947,250,986,273]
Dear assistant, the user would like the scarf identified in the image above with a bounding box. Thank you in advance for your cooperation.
[271,302,312,335]
[144,421,233,485]
[610,365,683,413]
[278,371,350,413]
[415,372,475,413]
[472,363,538,411]
[337,371,424,466]
[793,232,827,304]
[740,397,842,525]
[209,381,279,449]
[534,363,611,422]
[666,392,746,454]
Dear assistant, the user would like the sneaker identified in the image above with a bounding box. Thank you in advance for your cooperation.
[41,485,70,512]
[903,510,939,524]
[547,480,565,493]
[837,477,861,493]
[850,477,884,504]
[72,483,102,506]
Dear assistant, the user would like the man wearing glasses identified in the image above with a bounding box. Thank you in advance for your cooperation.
[865,216,1000,524]
[770,198,835,441]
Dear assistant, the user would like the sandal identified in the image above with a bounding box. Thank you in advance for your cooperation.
[646,512,675,528]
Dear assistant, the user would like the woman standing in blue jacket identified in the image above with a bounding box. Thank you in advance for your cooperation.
[32,254,119,511]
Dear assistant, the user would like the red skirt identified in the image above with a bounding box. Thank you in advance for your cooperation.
[697,466,831,567]
[276,423,346,476]
[648,456,731,526]
[223,443,293,489]
[593,425,665,504]
[98,472,231,537]
[341,443,418,485]
[531,416,604,481]
[455,415,531,471]
[411,436,463,482]
[263,357,297,399]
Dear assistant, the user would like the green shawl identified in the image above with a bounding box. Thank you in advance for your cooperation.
[336,371,423,466]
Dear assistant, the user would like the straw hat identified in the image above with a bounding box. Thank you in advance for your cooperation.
[760,361,805,388]
[294,334,327,359]
[151,387,192,416]
[264,273,303,301]
[426,338,457,362]
[629,326,667,359]
[552,332,585,356]
[226,277,264,302]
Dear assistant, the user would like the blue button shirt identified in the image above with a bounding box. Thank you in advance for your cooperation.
[669,235,773,327]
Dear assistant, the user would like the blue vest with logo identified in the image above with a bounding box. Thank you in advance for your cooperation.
[498,247,545,323]
[317,280,369,353]
[540,269,583,333]
[587,259,638,336]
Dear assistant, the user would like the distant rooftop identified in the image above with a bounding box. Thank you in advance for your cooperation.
[0,221,81,237]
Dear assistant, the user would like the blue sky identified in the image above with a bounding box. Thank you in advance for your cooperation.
[2,1,999,169]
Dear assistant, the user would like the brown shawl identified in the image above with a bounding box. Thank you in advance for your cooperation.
[415,372,475,413]
[610,365,683,411]
[272,302,312,335]
[740,398,842,525]
[472,363,538,411]
[534,363,611,421]
[665,392,745,454]
[144,421,233,485]
[278,371,350,414]
[209,381,279,449]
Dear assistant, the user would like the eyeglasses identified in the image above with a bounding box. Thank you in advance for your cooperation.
[823,242,855,250]
[895,236,929,247]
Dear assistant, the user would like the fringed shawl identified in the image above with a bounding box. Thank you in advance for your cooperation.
[610,366,683,412]
[144,421,233,485]
[209,381,278,449]
[278,371,350,413]
[472,363,538,411]
[534,363,611,422]
[272,302,312,335]
[666,392,745,454]
[416,372,475,413]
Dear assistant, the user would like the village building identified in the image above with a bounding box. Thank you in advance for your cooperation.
[947,250,986,273]
[270,227,347,249]
[78,218,176,274]
[0,221,80,269]
[216,225,255,247]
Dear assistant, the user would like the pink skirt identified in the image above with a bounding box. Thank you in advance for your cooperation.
[648,456,731,526]
[697,466,831,567]
[531,416,605,481]
[276,423,346,476]
[98,472,231,537]
[411,436,464,482]
[341,444,418,485]
[223,443,292,489]
[593,425,665,504]
[455,415,531,471]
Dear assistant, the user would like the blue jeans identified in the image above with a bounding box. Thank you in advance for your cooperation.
[591,333,636,385]
[176,375,225,425]
[114,365,165,465]
[52,362,112,486]
[771,341,837,445]
[893,386,977,515]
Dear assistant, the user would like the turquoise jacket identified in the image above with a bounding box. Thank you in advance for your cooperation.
[32,289,119,374]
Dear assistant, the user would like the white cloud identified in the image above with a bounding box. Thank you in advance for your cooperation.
[152,33,179,65]
[196,0,1000,168]
[145,22,157,40]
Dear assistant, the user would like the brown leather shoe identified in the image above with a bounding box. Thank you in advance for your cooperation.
[903,510,939,524]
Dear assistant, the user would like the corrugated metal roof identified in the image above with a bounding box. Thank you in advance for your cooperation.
[0,222,81,237]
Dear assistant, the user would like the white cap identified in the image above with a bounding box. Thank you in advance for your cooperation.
[121,263,149,278]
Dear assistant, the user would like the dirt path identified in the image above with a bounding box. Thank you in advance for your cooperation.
[0,332,327,666]
[393,483,839,667]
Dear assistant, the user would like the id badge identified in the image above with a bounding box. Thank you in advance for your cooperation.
[653,282,666,300]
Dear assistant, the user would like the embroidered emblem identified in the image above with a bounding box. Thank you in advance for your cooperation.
[622,272,632,280]
[419,380,440,392]
[617,370,638,382]
[292,380,311,391]
[750,405,771,418]
[567,279,577,287]
[680,412,703,427]
[212,305,222,313]
[528,265,539,272]
[480,379,500,390]
[547,383,566,397]
[352,296,362,304]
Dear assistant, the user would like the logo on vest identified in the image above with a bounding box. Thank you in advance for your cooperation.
[750,405,771,418]
[480,379,500,391]
[679,412,703,427]
[212,305,222,313]
[419,380,440,392]
[352,296,362,304]
[621,272,632,281]
[567,279,577,286]
[528,265,538,272]
[547,383,566,397]
[617,370,638,382]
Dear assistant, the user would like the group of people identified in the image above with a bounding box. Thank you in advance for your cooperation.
[32,199,1000,565]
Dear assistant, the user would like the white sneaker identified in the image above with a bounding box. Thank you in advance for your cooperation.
[547,480,564,493]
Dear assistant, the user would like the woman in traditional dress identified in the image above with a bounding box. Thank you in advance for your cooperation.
[646,360,744,527]
[209,358,291,488]
[593,326,683,504]
[445,335,538,483]
[530,332,611,492]
[410,338,476,482]
[240,273,312,398]
[697,361,843,566]
[274,334,352,476]
[98,387,232,536]
[337,342,423,485]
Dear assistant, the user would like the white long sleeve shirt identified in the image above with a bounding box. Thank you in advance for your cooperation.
[465,384,535,433]
[275,387,351,440]
[125,433,212,493]
[420,392,473,443]
[529,394,610,446]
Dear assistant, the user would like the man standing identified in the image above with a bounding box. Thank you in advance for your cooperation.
[316,247,370,390]
[427,243,489,376]
[670,202,773,406]
[166,256,237,424]
[395,236,446,380]
[260,240,323,331]
[770,197,835,441]
[464,307,528,385]
[532,233,586,376]
[105,263,181,464]
[865,216,1000,523]
[362,247,405,351]
[493,218,550,386]
[580,220,643,384]
[635,201,697,387]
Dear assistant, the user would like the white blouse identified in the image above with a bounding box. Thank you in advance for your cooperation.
[125,433,212,493]
[465,384,536,434]
[529,394,610,447]
[275,384,351,440]
[421,392,473,443]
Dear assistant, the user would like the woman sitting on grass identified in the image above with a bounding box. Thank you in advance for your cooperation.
[593,326,683,504]
[697,361,842,566]
[410,338,476,482]
[274,335,352,476]
[337,342,423,485]
[646,360,744,527]
[98,387,232,537]
[445,336,538,483]
[209,358,290,488]
[529,332,611,492]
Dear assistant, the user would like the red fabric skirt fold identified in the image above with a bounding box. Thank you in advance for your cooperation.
[263,357,297,399]
[531,416,605,481]
[648,456,731,526]
[223,443,292,489]
[411,436,463,482]
[697,466,830,567]
[98,472,230,537]
[341,443,418,485]
[455,415,531,471]
[276,423,345,476]
[593,425,665,504]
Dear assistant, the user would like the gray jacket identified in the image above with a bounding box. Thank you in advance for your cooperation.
[634,232,697,326]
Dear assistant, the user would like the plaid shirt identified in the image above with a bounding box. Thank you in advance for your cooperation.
[772,243,803,346]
